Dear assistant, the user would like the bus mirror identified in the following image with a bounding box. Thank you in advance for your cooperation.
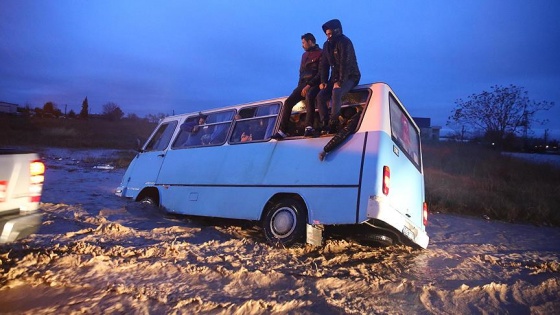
[135,138,144,152]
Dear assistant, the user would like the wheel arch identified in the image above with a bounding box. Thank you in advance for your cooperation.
[135,186,160,206]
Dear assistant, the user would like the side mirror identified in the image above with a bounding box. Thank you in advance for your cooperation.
[135,138,144,152]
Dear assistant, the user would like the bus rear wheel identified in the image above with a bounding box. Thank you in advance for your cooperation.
[262,198,306,247]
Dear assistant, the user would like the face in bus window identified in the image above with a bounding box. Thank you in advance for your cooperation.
[400,114,411,149]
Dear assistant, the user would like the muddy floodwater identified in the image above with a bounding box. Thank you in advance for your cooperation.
[1,149,559,314]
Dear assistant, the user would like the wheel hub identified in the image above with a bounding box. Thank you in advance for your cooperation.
[272,208,295,237]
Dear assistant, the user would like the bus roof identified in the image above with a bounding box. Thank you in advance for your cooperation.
[161,82,390,122]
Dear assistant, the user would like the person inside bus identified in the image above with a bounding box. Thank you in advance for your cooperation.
[230,115,266,142]
[272,33,322,140]
[248,118,268,141]
[287,112,308,136]
[316,19,361,135]
[230,114,255,142]
[319,106,362,161]
[181,115,207,146]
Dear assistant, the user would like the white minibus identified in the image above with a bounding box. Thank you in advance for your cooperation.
[116,82,429,248]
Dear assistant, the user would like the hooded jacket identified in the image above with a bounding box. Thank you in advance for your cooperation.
[319,19,361,86]
[298,44,322,87]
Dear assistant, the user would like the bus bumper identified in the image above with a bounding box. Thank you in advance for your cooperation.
[366,195,429,249]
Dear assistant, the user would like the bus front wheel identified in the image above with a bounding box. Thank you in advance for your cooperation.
[139,196,156,206]
[262,198,306,247]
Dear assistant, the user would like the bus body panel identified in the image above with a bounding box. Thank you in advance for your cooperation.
[160,186,359,224]
[157,133,367,224]
[118,150,165,199]
[158,135,365,187]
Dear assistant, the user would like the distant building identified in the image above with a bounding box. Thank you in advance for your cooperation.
[0,101,18,115]
[413,117,441,141]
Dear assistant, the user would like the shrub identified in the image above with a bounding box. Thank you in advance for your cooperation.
[424,142,560,226]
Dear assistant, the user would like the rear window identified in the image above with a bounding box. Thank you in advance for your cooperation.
[389,93,421,170]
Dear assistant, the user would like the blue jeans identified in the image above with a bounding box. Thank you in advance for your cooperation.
[316,80,358,126]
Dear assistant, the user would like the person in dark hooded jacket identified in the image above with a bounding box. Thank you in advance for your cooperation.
[316,19,361,134]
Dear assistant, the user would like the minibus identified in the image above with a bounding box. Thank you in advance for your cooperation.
[116,83,429,248]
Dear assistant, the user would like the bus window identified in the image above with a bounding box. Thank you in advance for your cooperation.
[389,94,421,169]
[230,103,280,143]
[145,121,178,152]
[173,115,206,148]
[203,110,235,145]
[342,89,370,106]
[173,110,235,148]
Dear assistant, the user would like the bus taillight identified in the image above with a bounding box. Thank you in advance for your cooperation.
[423,202,428,226]
[29,160,45,203]
[382,166,390,195]
[0,181,6,202]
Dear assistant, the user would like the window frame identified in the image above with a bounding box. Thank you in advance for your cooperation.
[389,92,422,170]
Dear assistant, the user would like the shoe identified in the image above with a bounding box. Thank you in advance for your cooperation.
[271,130,287,140]
[303,127,314,137]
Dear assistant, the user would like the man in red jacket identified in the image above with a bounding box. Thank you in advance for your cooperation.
[273,33,322,139]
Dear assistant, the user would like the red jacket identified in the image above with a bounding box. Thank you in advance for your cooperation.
[298,44,322,87]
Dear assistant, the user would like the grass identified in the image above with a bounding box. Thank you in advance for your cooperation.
[423,142,560,226]
[1,115,156,149]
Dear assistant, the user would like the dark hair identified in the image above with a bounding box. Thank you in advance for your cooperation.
[301,33,316,44]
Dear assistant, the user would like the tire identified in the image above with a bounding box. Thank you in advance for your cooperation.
[262,197,307,247]
[139,195,157,207]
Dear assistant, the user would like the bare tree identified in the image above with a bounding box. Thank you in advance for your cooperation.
[448,85,554,145]
[42,101,62,118]
[102,102,124,121]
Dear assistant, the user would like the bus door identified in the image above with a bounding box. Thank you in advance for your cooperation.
[124,120,178,198]
[388,94,423,227]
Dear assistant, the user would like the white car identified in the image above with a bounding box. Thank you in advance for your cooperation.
[0,149,45,243]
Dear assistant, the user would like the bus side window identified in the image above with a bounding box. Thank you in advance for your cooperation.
[145,121,178,152]
[172,110,235,148]
[229,103,279,143]
[206,110,235,145]
[257,104,279,139]
[230,119,253,143]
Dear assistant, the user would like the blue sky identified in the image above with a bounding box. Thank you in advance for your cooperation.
[2,1,560,139]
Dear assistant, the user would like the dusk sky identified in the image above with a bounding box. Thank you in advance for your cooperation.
[2,1,560,138]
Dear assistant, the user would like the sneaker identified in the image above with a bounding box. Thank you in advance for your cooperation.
[303,127,314,137]
[271,130,287,140]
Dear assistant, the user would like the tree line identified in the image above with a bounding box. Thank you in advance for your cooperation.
[17,97,165,123]
[12,85,557,149]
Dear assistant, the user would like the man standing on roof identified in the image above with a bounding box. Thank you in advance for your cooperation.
[272,33,322,139]
[316,19,361,134]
